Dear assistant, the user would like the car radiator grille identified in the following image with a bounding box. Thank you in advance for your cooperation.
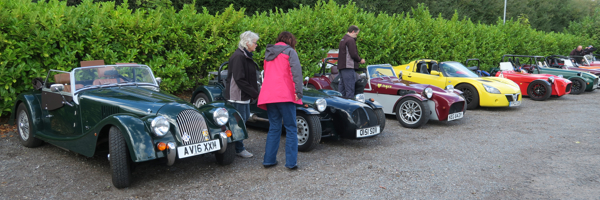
[594,77,599,87]
[566,83,572,93]
[448,102,464,114]
[505,94,519,102]
[351,107,378,129]
[176,109,209,146]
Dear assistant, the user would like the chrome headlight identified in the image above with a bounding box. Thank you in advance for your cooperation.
[558,74,563,78]
[355,94,365,103]
[315,98,327,112]
[213,107,229,126]
[548,76,555,83]
[445,85,454,93]
[151,116,170,137]
[482,84,501,94]
[423,87,433,99]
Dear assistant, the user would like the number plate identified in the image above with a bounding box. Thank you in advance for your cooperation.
[509,101,521,107]
[177,139,221,159]
[447,112,463,121]
[356,126,380,138]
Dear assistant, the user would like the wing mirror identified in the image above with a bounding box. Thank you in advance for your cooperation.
[430,71,440,76]
[359,73,366,79]
[50,84,64,92]
[304,77,309,87]
[156,77,162,85]
[398,71,403,80]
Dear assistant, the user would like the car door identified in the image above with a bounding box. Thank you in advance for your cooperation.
[40,71,82,138]
[406,61,447,88]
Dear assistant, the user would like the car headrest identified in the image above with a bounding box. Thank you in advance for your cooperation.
[508,58,513,62]
[98,67,117,78]
[54,73,71,84]
[331,65,339,74]
[515,58,520,64]
[81,60,105,67]
[420,63,429,73]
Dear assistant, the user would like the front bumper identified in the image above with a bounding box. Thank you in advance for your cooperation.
[327,106,381,139]
[479,93,522,107]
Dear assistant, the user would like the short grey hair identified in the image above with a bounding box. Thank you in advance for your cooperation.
[238,31,259,50]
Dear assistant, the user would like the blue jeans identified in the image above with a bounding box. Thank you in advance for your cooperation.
[263,102,298,168]
[231,102,250,153]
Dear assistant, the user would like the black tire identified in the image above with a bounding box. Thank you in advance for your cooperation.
[527,80,552,101]
[109,126,132,189]
[455,84,479,110]
[395,97,430,129]
[374,108,386,133]
[192,93,211,108]
[16,103,42,148]
[307,83,316,89]
[569,78,586,94]
[215,143,235,165]
[296,113,321,152]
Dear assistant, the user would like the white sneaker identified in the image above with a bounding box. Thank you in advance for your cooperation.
[237,150,253,158]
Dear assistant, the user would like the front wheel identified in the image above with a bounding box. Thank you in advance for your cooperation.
[215,143,235,165]
[193,93,211,107]
[296,113,321,152]
[395,97,430,129]
[455,84,479,110]
[527,80,552,101]
[374,109,386,133]
[109,126,132,189]
[569,78,586,94]
[16,103,42,148]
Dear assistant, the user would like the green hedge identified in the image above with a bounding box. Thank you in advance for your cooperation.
[0,0,592,117]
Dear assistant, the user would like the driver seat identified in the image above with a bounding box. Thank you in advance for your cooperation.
[329,65,339,82]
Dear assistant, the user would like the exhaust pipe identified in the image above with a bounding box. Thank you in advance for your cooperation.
[248,113,269,123]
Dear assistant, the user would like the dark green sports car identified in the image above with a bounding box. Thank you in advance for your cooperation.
[191,62,386,152]
[10,61,247,188]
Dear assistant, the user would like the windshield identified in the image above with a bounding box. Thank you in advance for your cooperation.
[440,62,478,78]
[73,65,157,92]
[367,65,396,78]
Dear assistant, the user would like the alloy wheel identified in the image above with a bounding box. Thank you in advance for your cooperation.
[399,100,422,125]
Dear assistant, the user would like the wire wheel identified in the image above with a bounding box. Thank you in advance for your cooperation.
[399,99,422,125]
[193,93,210,107]
[18,109,30,141]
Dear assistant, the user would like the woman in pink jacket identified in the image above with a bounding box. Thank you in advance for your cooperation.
[257,32,303,169]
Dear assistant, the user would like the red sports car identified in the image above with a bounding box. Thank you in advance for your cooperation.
[307,58,466,128]
[489,55,572,101]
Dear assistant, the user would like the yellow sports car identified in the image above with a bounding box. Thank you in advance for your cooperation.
[393,59,522,109]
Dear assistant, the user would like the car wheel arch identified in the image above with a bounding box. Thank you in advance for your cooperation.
[94,116,157,162]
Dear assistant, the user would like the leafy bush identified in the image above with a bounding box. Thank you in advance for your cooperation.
[0,0,593,117]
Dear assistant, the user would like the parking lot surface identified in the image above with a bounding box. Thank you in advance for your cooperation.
[1,91,599,199]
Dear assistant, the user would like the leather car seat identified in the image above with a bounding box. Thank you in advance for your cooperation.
[329,65,339,82]
[420,63,429,74]
[93,67,122,85]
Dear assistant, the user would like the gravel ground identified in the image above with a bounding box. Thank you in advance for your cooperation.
[1,90,599,199]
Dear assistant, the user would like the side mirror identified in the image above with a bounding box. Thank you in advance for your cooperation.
[359,73,366,79]
[156,77,162,85]
[398,71,403,80]
[430,71,440,76]
[304,76,309,87]
[50,84,64,92]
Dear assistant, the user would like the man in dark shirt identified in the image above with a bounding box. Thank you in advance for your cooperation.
[570,45,584,64]
[338,25,365,98]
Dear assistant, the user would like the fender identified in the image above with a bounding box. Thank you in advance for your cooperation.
[191,85,224,103]
[308,77,330,90]
[393,93,427,114]
[10,93,42,134]
[296,107,320,115]
[196,102,248,142]
[96,115,157,162]
[319,89,342,97]
[363,100,383,109]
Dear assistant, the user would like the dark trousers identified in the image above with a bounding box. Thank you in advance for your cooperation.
[338,68,356,98]
[231,102,249,153]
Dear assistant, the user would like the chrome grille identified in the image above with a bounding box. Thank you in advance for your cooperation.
[176,110,209,146]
